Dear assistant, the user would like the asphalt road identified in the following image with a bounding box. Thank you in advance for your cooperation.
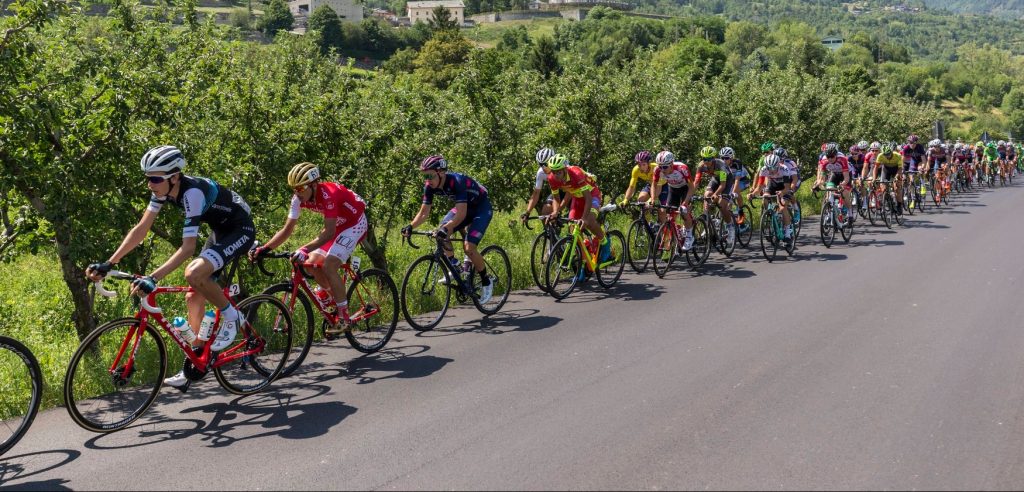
[3,182,1024,491]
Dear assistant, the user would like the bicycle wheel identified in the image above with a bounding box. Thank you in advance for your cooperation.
[790,201,803,239]
[400,255,452,331]
[344,268,399,354]
[892,194,905,226]
[881,193,892,229]
[215,294,293,395]
[529,232,553,292]
[841,206,854,243]
[759,211,777,263]
[545,235,583,300]
[651,223,676,278]
[64,318,166,433]
[686,216,711,268]
[626,220,652,273]
[596,230,626,288]
[902,183,915,216]
[261,282,314,378]
[0,337,42,455]
[866,191,877,225]
[736,204,754,248]
[820,202,836,248]
[471,245,511,315]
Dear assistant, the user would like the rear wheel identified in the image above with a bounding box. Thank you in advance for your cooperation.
[820,202,836,248]
[215,294,293,395]
[736,204,754,247]
[626,220,652,273]
[64,319,166,433]
[545,236,582,300]
[880,192,892,229]
[686,216,711,268]
[529,232,553,292]
[759,211,777,263]
[0,337,42,454]
[596,230,626,288]
[344,269,399,354]
[651,223,677,278]
[471,245,511,315]
[401,255,452,331]
[866,190,877,225]
[261,282,313,378]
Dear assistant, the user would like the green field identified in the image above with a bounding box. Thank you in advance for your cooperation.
[464,18,564,48]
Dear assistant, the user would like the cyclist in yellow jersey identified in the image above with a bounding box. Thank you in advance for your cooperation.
[619,150,660,205]
[871,143,904,212]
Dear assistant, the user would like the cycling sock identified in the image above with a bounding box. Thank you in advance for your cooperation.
[221,305,239,322]
[478,268,490,286]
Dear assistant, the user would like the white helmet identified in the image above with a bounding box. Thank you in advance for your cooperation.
[535,147,555,165]
[857,140,869,150]
[764,153,781,171]
[655,150,675,166]
[718,146,735,159]
[870,141,881,151]
[141,145,186,174]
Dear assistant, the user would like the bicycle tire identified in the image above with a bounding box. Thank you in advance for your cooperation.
[736,204,754,248]
[790,201,803,239]
[841,207,854,243]
[545,235,582,300]
[686,216,711,268]
[881,193,892,229]
[344,268,399,353]
[651,223,676,278]
[866,190,877,225]
[759,210,777,263]
[471,245,512,315]
[626,220,652,273]
[64,318,166,433]
[596,230,626,288]
[400,255,452,331]
[215,294,293,395]
[0,336,42,455]
[529,232,553,292]
[892,194,905,226]
[261,282,314,378]
[820,202,835,248]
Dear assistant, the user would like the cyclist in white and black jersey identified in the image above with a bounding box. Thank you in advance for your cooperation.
[85,145,255,392]
[522,147,562,222]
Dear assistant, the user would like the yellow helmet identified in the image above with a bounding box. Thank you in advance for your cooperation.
[287,162,321,188]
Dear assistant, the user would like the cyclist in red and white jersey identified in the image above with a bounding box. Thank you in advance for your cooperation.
[814,143,854,217]
[251,162,367,334]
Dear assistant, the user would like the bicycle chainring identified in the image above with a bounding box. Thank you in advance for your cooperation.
[183,357,210,381]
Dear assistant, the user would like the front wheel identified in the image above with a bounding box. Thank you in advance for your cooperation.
[215,294,293,396]
[651,223,677,278]
[401,255,452,331]
[759,211,777,263]
[686,216,711,268]
[529,232,553,292]
[820,202,836,248]
[471,245,512,315]
[345,269,399,354]
[596,230,626,288]
[545,236,582,300]
[0,337,42,454]
[260,282,314,378]
[64,319,166,433]
[626,220,652,273]
[736,204,754,247]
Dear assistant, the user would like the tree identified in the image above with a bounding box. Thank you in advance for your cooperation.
[308,5,343,53]
[427,5,459,32]
[260,0,294,36]
[655,36,727,81]
[414,29,472,88]
[528,35,560,79]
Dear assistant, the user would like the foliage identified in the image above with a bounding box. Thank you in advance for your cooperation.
[259,0,293,35]
[413,29,474,88]
[308,5,344,54]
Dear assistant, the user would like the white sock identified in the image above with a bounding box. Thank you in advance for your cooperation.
[221,305,239,322]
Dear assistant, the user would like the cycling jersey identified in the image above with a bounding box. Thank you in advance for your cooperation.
[533,167,548,190]
[874,153,902,168]
[547,166,599,199]
[818,155,851,174]
[759,164,797,184]
[628,164,654,189]
[147,175,252,239]
[695,158,730,184]
[652,163,690,189]
[423,172,488,208]
[288,182,366,228]
[985,147,1000,161]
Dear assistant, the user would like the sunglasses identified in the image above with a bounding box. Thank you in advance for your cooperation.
[146,172,178,184]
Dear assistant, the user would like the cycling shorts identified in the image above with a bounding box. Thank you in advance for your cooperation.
[442,198,493,245]
[880,166,900,181]
[827,172,851,189]
[567,190,602,221]
[660,186,689,208]
[767,181,789,195]
[707,176,735,194]
[314,213,367,262]
[200,220,256,278]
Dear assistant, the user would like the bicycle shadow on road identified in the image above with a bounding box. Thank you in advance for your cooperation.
[553,280,666,304]
[288,344,454,386]
[82,384,352,450]
[0,450,79,490]
[415,308,562,336]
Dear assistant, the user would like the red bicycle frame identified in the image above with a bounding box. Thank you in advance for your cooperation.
[277,258,381,326]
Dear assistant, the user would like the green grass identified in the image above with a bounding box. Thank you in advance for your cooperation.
[463,18,563,48]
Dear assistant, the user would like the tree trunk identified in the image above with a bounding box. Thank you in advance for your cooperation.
[56,230,97,341]
[360,219,389,272]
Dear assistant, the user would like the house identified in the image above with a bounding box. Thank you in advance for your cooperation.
[406,0,465,26]
[822,36,844,51]
[289,0,363,24]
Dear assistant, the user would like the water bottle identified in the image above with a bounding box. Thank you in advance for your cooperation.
[197,309,217,342]
[461,255,473,274]
[171,316,197,344]
[313,286,336,314]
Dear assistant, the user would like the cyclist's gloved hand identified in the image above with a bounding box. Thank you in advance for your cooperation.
[400,225,413,238]
[434,228,449,240]
[249,245,271,261]
[291,247,310,264]
[131,275,157,295]
[519,212,529,224]
[679,205,688,215]
[87,261,113,278]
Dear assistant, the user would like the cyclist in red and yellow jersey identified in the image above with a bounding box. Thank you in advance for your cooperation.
[544,154,611,263]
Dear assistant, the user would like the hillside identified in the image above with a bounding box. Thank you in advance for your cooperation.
[922,0,1024,13]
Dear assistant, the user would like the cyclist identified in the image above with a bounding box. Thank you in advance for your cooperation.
[693,145,737,244]
[872,143,904,213]
[720,146,751,233]
[905,134,926,173]
[1007,141,1018,177]
[749,153,797,245]
[814,142,854,222]
[522,147,557,222]
[85,145,255,391]
[620,150,659,206]
[542,154,611,263]
[985,142,1000,183]
[403,155,494,304]
[249,162,367,335]
[647,150,696,251]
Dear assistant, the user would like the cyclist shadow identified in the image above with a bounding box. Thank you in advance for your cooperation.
[688,262,756,279]
[83,384,352,450]
[554,281,665,303]
[0,449,79,489]
[292,344,453,385]
[417,309,562,335]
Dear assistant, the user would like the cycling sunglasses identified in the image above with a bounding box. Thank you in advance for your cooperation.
[146,172,178,184]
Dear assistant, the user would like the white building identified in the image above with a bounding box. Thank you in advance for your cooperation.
[289,0,363,23]
[406,0,465,26]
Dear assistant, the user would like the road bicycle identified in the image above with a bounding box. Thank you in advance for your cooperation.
[691,195,736,258]
[63,271,292,433]
[623,202,658,273]
[0,336,42,456]
[904,171,927,213]
[255,251,398,377]
[649,203,710,277]
[813,185,854,248]
[522,214,571,291]
[752,194,795,262]
[727,197,754,248]
[400,230,511,331]
[543,204,625,300]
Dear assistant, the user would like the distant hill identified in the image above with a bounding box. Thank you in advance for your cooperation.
[921,0,1024,14]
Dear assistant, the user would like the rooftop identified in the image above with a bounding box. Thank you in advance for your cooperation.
[407,0,465,8]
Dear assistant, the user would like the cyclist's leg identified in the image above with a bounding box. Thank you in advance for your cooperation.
[317,214,369,315]
[461,200,492,273]
[186,223,255,338]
